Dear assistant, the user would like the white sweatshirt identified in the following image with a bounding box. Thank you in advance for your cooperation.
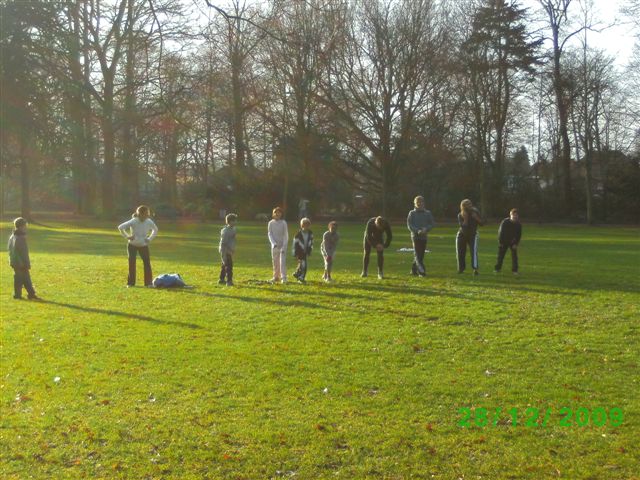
[267,219,288,249]
[118,217,158,247]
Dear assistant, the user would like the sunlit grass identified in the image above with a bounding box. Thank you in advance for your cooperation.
[1,217,638,479]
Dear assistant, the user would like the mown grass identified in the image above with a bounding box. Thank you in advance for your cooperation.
[1,217,638,479]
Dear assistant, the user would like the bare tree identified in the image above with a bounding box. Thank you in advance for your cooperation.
[319,0,448,215]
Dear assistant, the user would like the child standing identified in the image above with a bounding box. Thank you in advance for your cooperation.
[118,205,158,287]
[494,208,522,275]
[292,218,313,283]
[7,217,38,300]
[321,221,339,282]
[406,195,435,276]
[219,213,237,286]
[267,206,288,283]
[456,199,484,275]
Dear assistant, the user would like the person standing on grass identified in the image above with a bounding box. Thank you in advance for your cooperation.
[218,213,237,286]
[362,216,392,279]
[456,199,484,275]
[267,206,289,284]
[292,217,313,284]
[494,208,522,275]
[7,217,38,300]
[407,195,435,277]
[118,205,158,287]
[321,221,339,283]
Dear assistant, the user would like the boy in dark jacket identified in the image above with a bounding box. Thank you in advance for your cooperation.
[218,213,237,286]
[494,208,522,275]
[362,216,392,279]
[292,218,313,283]
[7,217,38,299]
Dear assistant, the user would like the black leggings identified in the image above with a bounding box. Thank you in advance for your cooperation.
[495,244,518,272]
[363,241,383,273]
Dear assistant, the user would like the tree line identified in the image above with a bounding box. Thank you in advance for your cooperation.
[1,0,639,223]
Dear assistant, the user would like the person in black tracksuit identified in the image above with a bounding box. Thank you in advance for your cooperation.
[456,199,484,275]
[292,218,313,283]
[494,208,522,274]
[362,216,392,279]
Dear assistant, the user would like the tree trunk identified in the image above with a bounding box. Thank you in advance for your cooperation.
[121,0,139,208]
[101,85,115,216]
[20,136,31,220]
[551,25,573,215]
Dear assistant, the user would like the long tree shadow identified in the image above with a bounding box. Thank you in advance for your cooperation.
[37,300,203,329]
[244,279,511,304]
[166,287,328,310]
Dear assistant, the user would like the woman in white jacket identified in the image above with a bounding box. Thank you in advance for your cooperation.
[118,205,158,287]
[267,206,288,283]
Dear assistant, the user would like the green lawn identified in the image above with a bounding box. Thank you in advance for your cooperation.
[1,218,638,479]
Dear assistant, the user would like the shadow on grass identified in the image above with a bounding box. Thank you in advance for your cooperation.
[37,300,203,329]
[164,287,323,310]
[244,279,512,304]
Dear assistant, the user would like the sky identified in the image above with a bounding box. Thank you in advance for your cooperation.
[522,0,637,67]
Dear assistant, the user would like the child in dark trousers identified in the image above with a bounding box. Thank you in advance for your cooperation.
[362,216,392,279]
[292,218,313,283]
[219,213,237,286]
[494,208,522,275]
[456,199,484,275]
[7,217,38,300]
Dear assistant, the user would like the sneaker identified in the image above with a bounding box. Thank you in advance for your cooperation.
[218,279,226,285]
[281,278,288,284]
[27,294,40,300]
[512,271,519,276]
[494,269,500,274]
[13,295,24,300]
[226,281,234,286]
[297,278,306,284]
[293,271,300,279]
[377,272,384,279]
[144,284,155,288]
[361,271,368,278]
[269,278,280,284]
[410,270,418,276]
[418,271,426,277]
[473,269,479,276]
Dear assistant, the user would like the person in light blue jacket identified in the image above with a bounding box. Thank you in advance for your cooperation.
[407,195,435,276]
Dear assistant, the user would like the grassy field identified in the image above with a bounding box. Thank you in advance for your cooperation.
[1,217,638,479]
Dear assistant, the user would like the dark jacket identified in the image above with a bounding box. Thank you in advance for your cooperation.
[8,230,30,269]
[364,217,392,248]
[498,218,522,245]
[293,229,313,258]
[457,208,483,238]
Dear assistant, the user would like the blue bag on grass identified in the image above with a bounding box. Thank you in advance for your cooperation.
[152,273,186,288]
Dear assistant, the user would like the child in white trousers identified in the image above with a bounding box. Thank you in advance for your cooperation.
[268,206,288,283]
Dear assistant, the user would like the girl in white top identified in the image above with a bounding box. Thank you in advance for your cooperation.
[267,206,288,283]
[118,205,159,287]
